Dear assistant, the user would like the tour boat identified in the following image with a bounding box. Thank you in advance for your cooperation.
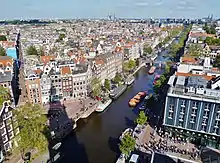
[96,99,112,112]
[129,92,146,107]
[148,66,156,74]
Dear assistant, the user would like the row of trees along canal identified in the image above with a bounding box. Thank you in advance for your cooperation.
[118,25,192,158]
[142,26,184,56]
[154,25,192,94]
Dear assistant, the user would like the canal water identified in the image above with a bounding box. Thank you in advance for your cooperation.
[59,50,171,163]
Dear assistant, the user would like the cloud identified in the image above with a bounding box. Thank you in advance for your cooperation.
[136,2,149,6]
[155,1,162,6]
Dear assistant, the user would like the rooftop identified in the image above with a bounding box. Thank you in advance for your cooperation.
[167,75,220,101]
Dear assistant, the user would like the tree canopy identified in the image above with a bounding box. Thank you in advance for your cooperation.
[0,85,10,105]
[123,60,136,72]
[104,79,110,90]
[0,35,7,41]
[214,55,220,68]
[203,24,216,34]
[135,111,147,125]
[0,46,6,56]
[113,73,122,84]
[91,77,101,97]
[188,44,202,57]
[205,37,220,45]
[143,45,153,55]
[14,103,49,158]
[119,134,136,156]
[26,45,38,56]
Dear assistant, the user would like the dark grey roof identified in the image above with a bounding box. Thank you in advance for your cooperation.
[0,71,12,83]
[186,76,207,88]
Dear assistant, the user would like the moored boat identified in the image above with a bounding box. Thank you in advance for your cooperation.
[116,154,126,163]
[151,54,157,61]
[125,76,135,86]
[148,66,156,74]
[96,99,112,112]
[110,85,127,99]
[144,93,153,101]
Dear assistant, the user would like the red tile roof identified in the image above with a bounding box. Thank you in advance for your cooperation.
[61,67,71,75]
[176,72,214,80]
[40,56,56,64]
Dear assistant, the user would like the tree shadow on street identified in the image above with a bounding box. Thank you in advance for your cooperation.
[43,100,89,163]
[124,116,136,128]
[108,137,120,155]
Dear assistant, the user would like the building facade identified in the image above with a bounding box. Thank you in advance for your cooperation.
[164,75,220,149]
[0,101,19,152]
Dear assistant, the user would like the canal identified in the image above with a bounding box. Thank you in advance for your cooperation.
[59,50,171,163]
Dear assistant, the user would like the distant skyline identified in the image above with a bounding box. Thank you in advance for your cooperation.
[1,0,220,20]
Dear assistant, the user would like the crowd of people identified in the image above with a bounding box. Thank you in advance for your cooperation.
[146,129,200,161]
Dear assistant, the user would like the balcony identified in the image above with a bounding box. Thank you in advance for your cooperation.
[0,122,5,129]
[0,128,6,136]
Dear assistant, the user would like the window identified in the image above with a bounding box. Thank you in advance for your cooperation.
[179,114,184,121]
[168,112,173,119]
[213,128,219,134]
[181,100,186,107]
[192,101,198,108]
[8,132,14,139]
[201,125,206,131]
[4,142,11,151]
[204,103,210,111]
[190,116,195,123]
[2,135,8,143]
[202,118,207,125]
[203,111,209,118]
[180,107,185,114]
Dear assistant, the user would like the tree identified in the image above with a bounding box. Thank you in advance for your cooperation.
[135,111,147,125]
[113,73,122,83]
[26,45,38,56]
[188,44,202,57]
[0,46,6,56]
[0,35,7,41]
[56,33,65,42]
[143,46,153,55]
[14,103,49,159]
[91,77,101,97]
[119,134,136,156]
[128,60,136,69]
[0,85,10,105]
[135,59,140,67]
[104,79,110,90]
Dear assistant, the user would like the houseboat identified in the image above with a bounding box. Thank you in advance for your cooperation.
[96,99,112,112]
[125,76,135,86]
[110,85,127,99]
[148,66,156,74]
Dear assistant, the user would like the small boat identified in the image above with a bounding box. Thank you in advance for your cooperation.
[148,66,156,74]
[119,128,133,141]
[154,74,161,80]
[96,99,112,112]
[139,104,145,110]
[144,93,153,100]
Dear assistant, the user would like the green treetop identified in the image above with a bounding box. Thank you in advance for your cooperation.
[91,77,101,97]
[143,45,153,55]
[135,111,148,125]
[0,46,6,56]
[104,79,110,90]
[119,134,136,156]
[14,103,49,159]
[0,35,7,41]
[0,86,10,105]
[26,45,38,56]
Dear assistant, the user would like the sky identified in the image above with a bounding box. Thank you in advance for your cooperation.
[1,0,220,20]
